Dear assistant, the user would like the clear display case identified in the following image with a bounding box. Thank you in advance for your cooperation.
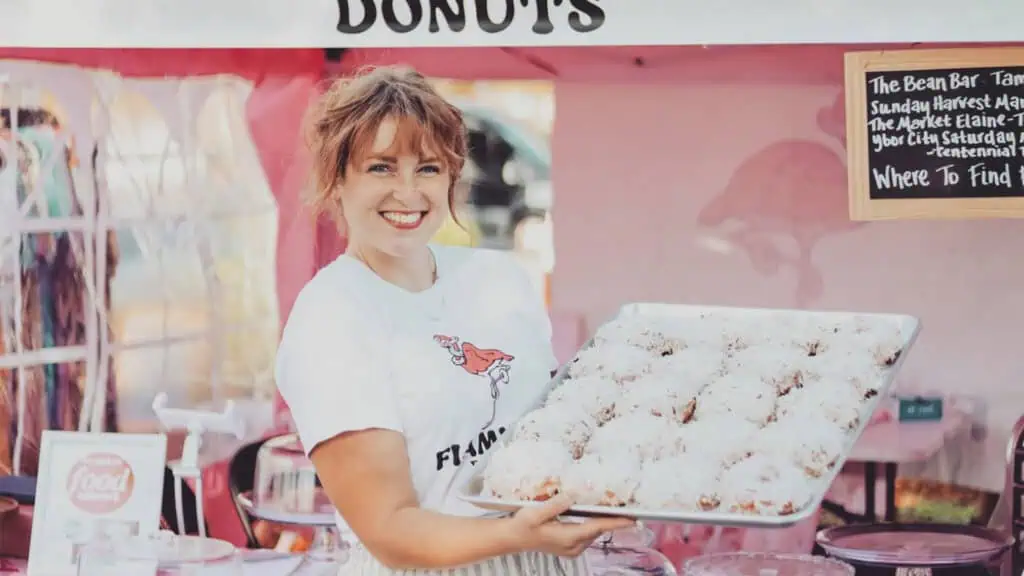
[239,433,348,565]
[76,531,242,576]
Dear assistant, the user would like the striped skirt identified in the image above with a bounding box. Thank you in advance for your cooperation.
[339,544,592,575]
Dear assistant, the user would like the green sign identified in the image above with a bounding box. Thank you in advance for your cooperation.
[898,397,943,421]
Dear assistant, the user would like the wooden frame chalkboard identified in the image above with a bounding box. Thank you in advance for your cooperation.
[846,48,1024,220]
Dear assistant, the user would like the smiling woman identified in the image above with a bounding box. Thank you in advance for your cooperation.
[277,66,630,575]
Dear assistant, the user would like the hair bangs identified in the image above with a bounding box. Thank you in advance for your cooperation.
[348,112,460,174]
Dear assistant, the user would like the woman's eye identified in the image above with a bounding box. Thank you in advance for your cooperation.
[368,163,392,174]
[419,164,441,175]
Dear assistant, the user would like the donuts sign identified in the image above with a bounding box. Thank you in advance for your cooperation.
[66,453,136,514]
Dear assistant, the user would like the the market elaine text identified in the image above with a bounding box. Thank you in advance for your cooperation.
[867,70,1024,192]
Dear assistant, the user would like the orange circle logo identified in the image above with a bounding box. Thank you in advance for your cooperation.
[66,453,135,514]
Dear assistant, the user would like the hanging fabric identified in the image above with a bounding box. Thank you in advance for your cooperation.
[0,105,119,476]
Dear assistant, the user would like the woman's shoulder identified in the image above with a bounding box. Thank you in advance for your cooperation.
[434,244,526,279]
[284,257,373,332]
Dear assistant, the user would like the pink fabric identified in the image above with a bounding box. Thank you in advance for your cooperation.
[0,48,324,334]
[0,49,323,546]
[244,75,321,329]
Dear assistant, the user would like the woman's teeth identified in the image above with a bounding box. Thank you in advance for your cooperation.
[381,211,423,227]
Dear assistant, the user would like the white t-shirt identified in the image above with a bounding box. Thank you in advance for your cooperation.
[275,244,556,539]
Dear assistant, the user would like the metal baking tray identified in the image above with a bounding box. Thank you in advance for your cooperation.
[459,303,921,528]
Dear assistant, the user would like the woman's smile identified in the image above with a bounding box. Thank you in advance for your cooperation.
[380,210,428,230]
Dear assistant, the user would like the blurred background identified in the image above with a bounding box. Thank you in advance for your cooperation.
[0,75,554,463]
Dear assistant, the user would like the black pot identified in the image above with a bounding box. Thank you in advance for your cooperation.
[842,562,998,576]
[817,523,1013,576]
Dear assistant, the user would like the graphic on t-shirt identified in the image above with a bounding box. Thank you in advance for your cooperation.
[433,334,514,429]
[435,425,507,471]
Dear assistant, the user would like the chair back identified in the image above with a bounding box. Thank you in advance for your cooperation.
[227,437,270,548]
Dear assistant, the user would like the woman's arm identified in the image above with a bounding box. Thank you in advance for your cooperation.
[311,428,520,569]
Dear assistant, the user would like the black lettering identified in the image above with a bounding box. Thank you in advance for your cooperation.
[382,0,423,32]
[474,0,515,33]
[465,442,479,458]
[477,429,499,452]
[435,447,451,471]
[428,0,466,32]
[530,0,555,34]
[498,426,506,435]
[336,0,377,33]
[567,0,604,32]
[450,443,462,466]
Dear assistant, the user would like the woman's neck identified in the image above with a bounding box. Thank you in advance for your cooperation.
[347,242,436,293]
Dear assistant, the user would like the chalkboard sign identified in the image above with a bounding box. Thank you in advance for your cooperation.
[846,48,1024,220]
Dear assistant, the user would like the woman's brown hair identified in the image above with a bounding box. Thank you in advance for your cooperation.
[303,65,468,228]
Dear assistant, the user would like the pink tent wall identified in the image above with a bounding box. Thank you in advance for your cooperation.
[0,48,324,333]
[332,44,1020,492]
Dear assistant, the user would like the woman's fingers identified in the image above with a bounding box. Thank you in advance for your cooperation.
[568,517,637,543]
[519,494,575,525]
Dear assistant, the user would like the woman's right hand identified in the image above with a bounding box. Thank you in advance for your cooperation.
[507,495,637,558]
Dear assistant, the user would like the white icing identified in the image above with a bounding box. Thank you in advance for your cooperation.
[720,455,816,514]
[481,309,904,516]
[615,373,703,422]
[651,347,725,388]
[569,343,655,382]
[546,375,622,423]
[586,413,679,462]
[634,455,721,511]
[560,452,641,506]
[676,416,759,466]
[483,440,572,501]
[726,345,814,391]
[695,371,778,425]
[777,381,864,429]
[513,404,594,457]
[756,414,848,476]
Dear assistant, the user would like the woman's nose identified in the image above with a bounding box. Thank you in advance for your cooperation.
[393,172,419,199]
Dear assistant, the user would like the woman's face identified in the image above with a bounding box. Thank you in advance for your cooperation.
[340,117,451,257]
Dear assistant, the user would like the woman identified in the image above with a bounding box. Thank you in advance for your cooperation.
[276,66,632,574]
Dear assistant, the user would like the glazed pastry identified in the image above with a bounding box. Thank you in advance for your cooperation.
[634,455,722,511]
[513,404,594,459]
[480,308,907,517]
[546,374,622,424]
[483,440,571,501]
[560,452,641,506]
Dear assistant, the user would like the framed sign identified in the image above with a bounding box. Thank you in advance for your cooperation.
[27,432,167,576]
[845,48,1024,220]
